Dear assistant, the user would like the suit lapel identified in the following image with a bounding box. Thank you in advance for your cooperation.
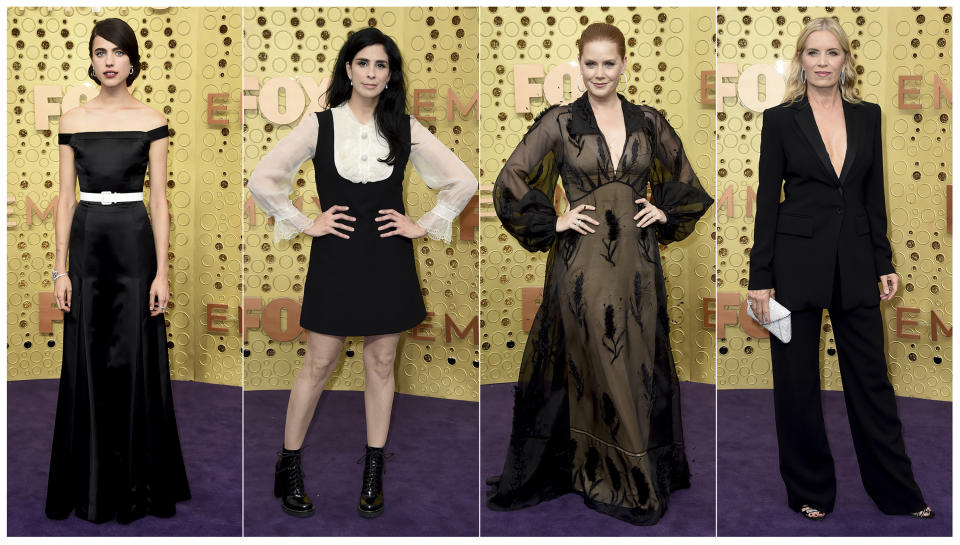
[793,98,838,183]
[836,100,860,187]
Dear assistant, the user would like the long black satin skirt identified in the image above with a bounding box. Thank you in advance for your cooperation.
[45,202,190,524]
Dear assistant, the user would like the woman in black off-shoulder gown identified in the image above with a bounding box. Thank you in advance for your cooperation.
[45,18,189,524]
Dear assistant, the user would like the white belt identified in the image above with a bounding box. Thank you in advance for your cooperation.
[79,191,144,205]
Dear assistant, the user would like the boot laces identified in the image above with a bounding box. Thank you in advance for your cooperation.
[357,450,391,495]
[280,453,306,496]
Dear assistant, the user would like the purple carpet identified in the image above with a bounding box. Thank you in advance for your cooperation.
[7,379,242,536]
[243,389,479,536]
[718,388,951,536]
[481,381,716,536]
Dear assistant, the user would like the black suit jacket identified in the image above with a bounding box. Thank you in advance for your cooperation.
[748,97,894,311]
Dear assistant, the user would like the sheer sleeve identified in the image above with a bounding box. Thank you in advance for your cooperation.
[492,107,564,253]
[247,114,318,241]
[409,118,479,243]
[646,108,714,244]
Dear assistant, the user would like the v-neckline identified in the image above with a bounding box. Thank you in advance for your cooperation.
[601,129,626,175]
[809,99,848,180]
[588,100,627,175]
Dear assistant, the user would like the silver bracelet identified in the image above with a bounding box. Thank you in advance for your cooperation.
[52,271,68,281]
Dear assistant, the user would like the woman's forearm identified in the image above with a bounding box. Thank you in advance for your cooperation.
[150,194,170,278]
[54,144,77,273]
[147,138,170,278]
[53,197,76,273]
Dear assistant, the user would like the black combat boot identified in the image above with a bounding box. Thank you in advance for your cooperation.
[358,446,385,518]
[274,448,315,517]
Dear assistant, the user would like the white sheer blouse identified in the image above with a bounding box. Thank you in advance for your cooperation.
[247,103,478,243]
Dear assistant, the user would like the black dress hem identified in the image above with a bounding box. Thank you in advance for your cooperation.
[45,491,191,525]
[484,477,692,527]
[578,477,691,527]
[299,310,427,338]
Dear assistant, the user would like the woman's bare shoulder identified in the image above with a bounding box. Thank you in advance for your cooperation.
[61,100,166,132]
[58,103,91,133]
[130,101,167,130]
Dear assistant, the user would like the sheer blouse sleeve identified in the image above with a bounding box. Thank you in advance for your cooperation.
[492,107,564,253]
[247,114,318,241]
[647,108,714,244]
[409,118,479,243]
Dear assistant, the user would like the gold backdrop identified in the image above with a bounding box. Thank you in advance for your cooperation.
[478,7,717,385]
[716,7,952,401]
[7,7,243,386]
[242,7,480,401]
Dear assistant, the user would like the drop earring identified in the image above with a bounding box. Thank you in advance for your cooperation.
[839,67,845,86]
[385,82,389,90]
[88,65,96,79]
[800,68,806,84]
[129,66,134,75]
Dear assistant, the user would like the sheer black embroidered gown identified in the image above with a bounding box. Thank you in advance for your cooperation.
[487,94,713,525]
[45,127,190,524]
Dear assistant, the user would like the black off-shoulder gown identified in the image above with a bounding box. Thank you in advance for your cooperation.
[45,127,190,524]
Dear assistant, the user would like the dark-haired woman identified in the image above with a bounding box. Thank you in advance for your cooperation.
[248,27,477,519]
[46,18,190,523]
[486,23,713,525]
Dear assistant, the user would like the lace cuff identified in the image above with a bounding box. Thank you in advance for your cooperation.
[247,114,319,243]
[271,205,313,242]
[409,118,479,244]
[416,203,460,243]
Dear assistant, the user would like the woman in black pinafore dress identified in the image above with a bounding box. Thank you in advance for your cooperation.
[302,109,425,335]
[247,27,478,519]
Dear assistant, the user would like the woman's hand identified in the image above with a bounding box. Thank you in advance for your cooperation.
[54,276,72,312]
[879,273,899,301]
[149,275,169,317]
[376,209,427,238]
[634,198,667,227]
[302,205,356,238]
[747,288,776,324]
[556,204,600,234]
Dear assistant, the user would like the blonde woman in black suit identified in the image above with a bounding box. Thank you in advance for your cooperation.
[747,17,933,522]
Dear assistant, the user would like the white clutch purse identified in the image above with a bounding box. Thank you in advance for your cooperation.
[746,298,792,343]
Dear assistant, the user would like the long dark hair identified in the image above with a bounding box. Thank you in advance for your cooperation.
[88,18,141,86]
[325,27,408,165]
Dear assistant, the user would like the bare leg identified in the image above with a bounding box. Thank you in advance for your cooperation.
[283,331,346,450]
[361,333,401,448]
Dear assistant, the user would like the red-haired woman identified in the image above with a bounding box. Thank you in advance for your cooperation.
[487,23,713,525]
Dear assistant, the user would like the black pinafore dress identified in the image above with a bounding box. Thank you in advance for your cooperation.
[299,109,427,336]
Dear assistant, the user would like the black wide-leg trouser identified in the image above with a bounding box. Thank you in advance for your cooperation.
[768,270,926,514]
